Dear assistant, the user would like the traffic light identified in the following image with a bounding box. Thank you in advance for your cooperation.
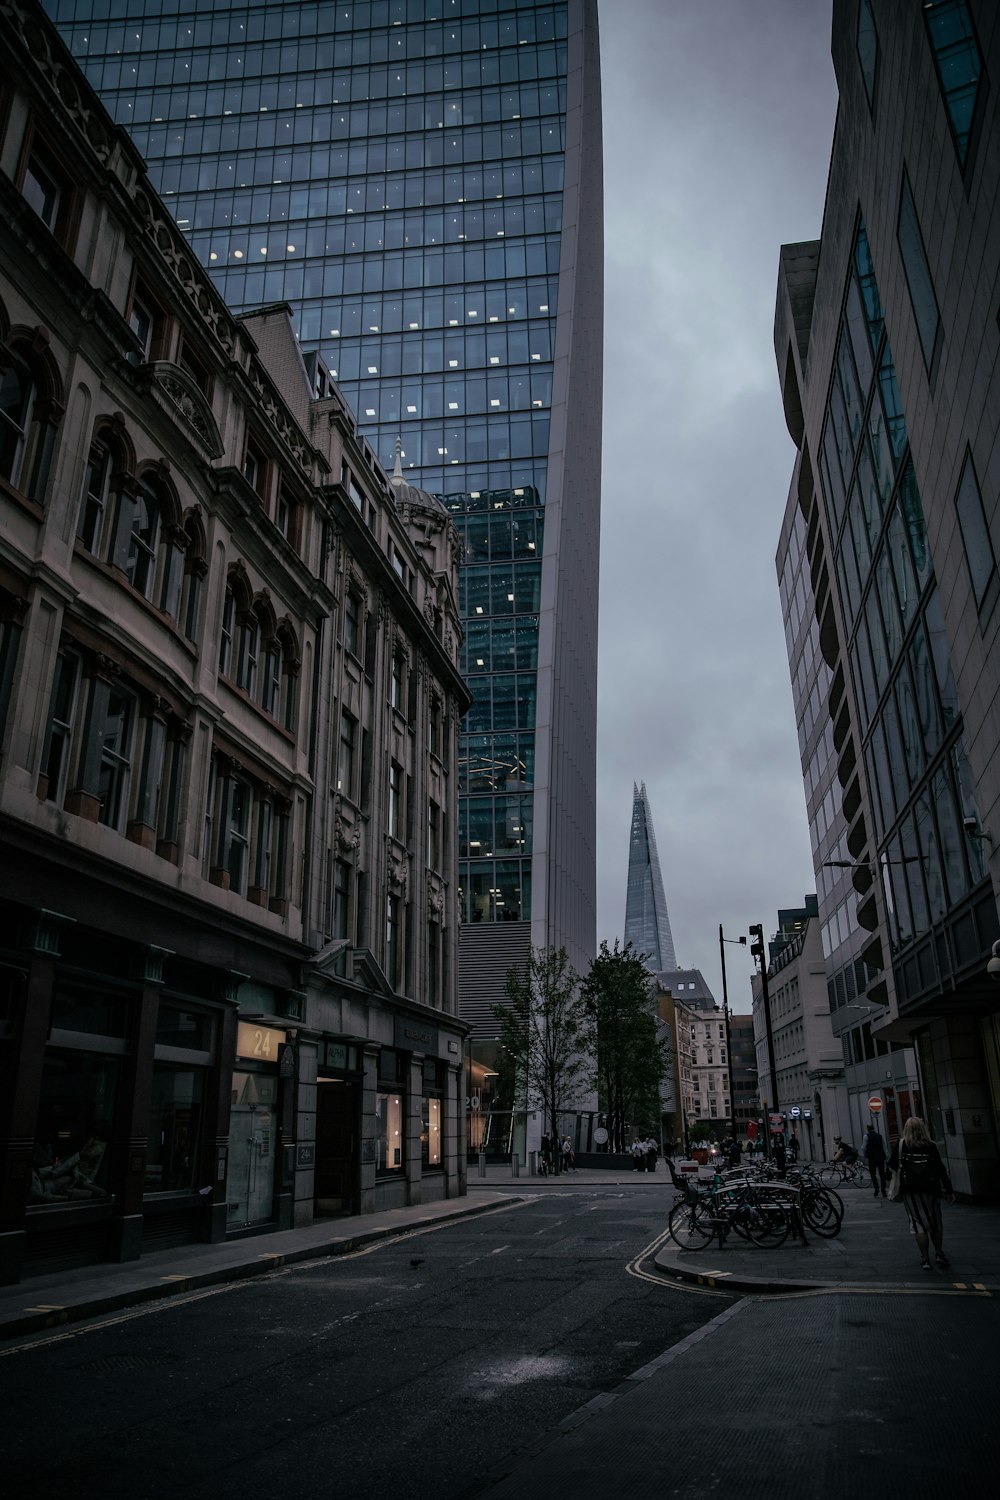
[749,923,764,962]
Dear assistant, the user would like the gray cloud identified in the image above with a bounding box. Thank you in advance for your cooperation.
[596,1,837,1002]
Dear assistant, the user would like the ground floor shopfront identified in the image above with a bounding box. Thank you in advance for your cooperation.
[0,891,467,1285]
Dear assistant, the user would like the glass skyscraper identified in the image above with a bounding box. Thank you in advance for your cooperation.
[46,0,603,1028]
[624,782,677,972]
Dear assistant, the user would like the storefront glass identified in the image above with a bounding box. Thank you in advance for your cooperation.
[227,1070,277,1227]
[29,1048,118,1205]
[376,1092,404,1173]
[422,1097,442,1169]
[145,1063,205,1193]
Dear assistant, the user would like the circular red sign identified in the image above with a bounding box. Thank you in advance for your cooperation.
[868,1096,883,1112]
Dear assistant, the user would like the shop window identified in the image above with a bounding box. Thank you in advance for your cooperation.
[376,1089,404,1173]
[422,1095,442,1169]
[29,1046,119,1207]
[145,1063,206,1193]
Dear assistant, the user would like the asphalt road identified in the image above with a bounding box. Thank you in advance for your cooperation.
[0,1185,722,1499]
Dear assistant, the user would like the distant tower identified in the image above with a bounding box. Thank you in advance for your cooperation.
[624,783,677,970]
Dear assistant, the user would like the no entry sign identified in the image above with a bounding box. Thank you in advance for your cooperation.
[868,1096,883,1112]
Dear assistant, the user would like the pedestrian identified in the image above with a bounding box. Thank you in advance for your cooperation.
[644,1136,658,1173]
[787,1134,799,1164]
[727,1137,741,1169]
[862,1122,888,1197]
[561,1135,575,1172]
[773,1134,787,1174]
[887,1117,955,1271]
[630,1137,645,1172]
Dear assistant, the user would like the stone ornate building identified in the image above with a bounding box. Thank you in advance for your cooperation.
[0,0,469,1284]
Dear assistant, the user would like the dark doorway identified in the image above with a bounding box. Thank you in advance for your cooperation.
[314,1078,358,1216]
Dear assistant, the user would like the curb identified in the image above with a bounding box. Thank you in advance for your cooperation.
[0,1194,524,1344]
[653,1247,1000,1296]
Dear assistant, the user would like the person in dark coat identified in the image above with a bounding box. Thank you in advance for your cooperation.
[887,1117,955,1270]
[862,1123,888,1197]
[773,1134,787,1174]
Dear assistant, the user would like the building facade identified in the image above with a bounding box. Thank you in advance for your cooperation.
[674,999,730,1146]
[750,903,849,1163]
[776,451,920,1152]
[624,781,677,971]
[728,1013,760,1144]
[773,0,1000,1196]
[0,0,469,1284]
[43,1,606,1062]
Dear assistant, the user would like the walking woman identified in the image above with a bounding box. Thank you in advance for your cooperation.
[887,1117,956,1271]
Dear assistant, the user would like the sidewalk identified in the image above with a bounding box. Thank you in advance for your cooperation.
[0,1187,522,1343]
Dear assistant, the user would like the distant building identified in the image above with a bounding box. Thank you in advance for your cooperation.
[728,1014,760,1142]
[773,0,1000,1195]
[655,968,715,1012]
[675,1000,729,1142]
[750,902,847,1163]
[624,782,677,970]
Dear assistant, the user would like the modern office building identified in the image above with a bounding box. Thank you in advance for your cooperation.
[624,781,678,971]
[777,475,920,1146]
[44,1,605,1056]
[773,0,1000,1196]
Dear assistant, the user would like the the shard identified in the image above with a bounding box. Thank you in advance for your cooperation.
[624,782,677,971]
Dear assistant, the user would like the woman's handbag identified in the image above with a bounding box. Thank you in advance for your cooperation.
[887,1145,904,1200]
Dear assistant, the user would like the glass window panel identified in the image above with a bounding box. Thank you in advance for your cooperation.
[932,764,968,906]
[909,621,942,757]
[954,450,996,607]
[897,173,940,370]
[878,345,909,462]
[924,589,961,730]
[853,222,884,352]
[145,1064,205,1192]
[887,503,919,626]
[900,814,930,938]
[899,459,931,587]
[895,663,923,784]
[31,1048,118,1204]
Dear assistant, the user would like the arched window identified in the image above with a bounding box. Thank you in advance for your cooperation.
[126,479,161,597]
[261,637,283,718]
[180,508,207,642]
[0,330,62,501]
[77,438,113,552]
[0,350,35,485]
[219,587,235,676]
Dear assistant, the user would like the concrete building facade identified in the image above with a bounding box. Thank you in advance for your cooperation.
[773,0,1000,1196]
[0,0,469,1284]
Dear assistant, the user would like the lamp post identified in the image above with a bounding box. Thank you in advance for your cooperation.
[749,922,779,1160]
[719,926,746,1147]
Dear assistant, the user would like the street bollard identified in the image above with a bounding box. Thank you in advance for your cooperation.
[478,1151,487,1178]
[511,1153,520,1178]
[528,1150,538,1176]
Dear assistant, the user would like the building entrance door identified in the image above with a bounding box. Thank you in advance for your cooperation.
[228,1071,277,1228]
[314,1078,357,1215]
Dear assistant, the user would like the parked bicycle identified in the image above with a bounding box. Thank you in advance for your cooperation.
[665,1167,805,1251]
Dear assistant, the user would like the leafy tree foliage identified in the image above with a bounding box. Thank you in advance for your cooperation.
[582,939,669,1152]
[493,946,593,1169]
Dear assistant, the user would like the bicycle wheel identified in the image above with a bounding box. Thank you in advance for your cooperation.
[818,1165,843,1188]
[743,1202,790,1248]
[801,1188,843,1238]
[667,1199,715,1250]
[847,1161,867,1187]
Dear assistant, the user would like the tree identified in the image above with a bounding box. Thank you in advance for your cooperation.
[582,940,670,1153]
[493,945,593,1169]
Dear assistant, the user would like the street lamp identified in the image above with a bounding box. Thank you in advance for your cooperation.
[749,922,779,1160]
[718,926,746,1148]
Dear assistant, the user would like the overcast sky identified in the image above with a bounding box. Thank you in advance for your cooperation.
[594,1,839,1007]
